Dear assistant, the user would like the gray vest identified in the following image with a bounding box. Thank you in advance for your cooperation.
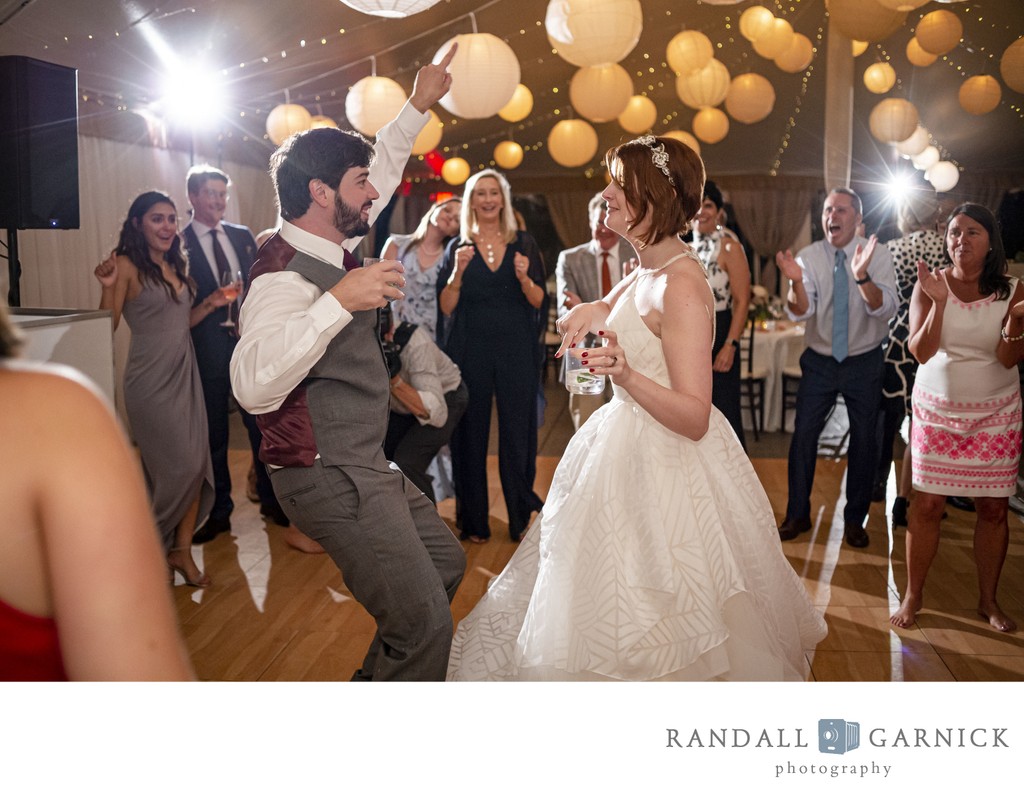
[290,251,391,471]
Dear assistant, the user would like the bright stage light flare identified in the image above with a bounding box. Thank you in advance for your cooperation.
[160,63,226,130]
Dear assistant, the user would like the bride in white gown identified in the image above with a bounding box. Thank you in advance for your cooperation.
[447,136,827,681]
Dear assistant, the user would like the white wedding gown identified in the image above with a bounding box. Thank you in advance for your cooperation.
[447,274,827,681]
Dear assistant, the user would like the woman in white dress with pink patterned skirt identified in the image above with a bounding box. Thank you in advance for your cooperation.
[446,136,826,681]
[892,203,1024,632]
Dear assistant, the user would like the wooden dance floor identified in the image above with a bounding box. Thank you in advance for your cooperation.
[173,383,1024,682]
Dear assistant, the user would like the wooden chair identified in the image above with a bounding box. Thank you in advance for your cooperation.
[739,321,767,440]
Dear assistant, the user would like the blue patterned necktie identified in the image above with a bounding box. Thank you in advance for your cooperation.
[832,248,849,363]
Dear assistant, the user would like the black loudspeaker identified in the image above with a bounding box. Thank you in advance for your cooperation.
[0,56,79,229]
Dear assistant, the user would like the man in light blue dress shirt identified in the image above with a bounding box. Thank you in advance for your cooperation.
[776,189,898,548]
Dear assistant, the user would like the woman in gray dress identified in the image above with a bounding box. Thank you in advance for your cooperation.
[95,191,218,586]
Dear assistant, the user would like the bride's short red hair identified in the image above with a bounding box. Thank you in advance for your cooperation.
[605,136,705,246]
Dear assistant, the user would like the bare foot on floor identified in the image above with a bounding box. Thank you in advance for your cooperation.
[978,602,1017,632]
[890,594,922,628]
[284,530,325,554]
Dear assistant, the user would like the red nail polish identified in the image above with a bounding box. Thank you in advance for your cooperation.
[581,352,588,357]
[598,330,605,336]
[581,360,588,365]
[570,342,576,348]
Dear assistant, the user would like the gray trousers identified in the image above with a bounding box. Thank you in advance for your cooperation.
[271,459,465,681]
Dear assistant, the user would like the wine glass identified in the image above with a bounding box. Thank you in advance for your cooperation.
[219,278,242,328]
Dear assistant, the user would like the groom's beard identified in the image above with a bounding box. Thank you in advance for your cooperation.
[334,194,371,238]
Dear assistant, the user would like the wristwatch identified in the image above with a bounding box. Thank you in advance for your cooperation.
[855,274,871,286]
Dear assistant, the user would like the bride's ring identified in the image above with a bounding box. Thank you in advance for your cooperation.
[611,356,618,366]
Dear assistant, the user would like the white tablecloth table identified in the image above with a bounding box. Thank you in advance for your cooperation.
[743,321,805,433]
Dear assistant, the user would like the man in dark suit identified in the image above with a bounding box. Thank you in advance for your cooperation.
[184,165,288,543]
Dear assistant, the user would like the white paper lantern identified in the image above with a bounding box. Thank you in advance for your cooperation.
[309,115,338,130]
[775,34,814,73]
[266,104,312,146]
[752,18,794,61]
[869,98,919,143]
[925,160,959,192]
[666,30,714,75]
[569,64,633,123]
[725,74,776,124]
[618,95,657,134]
[906,37,938,68]
[894,125,930,156]
[739,6,775,43]
[434,34,520,119]
[545,0,643,68]
[959,75,1002,115]
[864,62,897,94]
[825,0,907,43]
[345,76,407,137]
[339,0,443,17]
[693,107,730,144]
[916,10,963,56]
[852,40,869,57]
[411,110,443,155]
[911,146,940,170]
[1001,37,1024,95]
[498,84,534,122]
[494,140,524,170]
[548,119,599,167]
[441,157,470,186]
[676,59,731,110]
[661,130,701,156]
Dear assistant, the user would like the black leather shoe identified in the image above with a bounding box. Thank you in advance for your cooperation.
[193,517,231,545]
[260,502,290,528]
[947,495,975,512]
[844,523,870,548]
[778,517,812,541]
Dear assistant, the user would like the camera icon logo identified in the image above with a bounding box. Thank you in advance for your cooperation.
[818,719,860,755]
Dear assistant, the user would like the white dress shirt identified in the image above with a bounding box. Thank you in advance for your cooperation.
[230,100,427,415]
[188,219,244,284]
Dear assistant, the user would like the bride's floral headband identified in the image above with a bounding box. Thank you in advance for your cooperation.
[635,135,675,186]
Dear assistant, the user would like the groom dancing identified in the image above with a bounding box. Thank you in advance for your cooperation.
[230,47,464,681]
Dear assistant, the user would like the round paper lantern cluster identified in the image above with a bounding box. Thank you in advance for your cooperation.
[851,40,869,57]
[925,161,959,193]
[661,130,701,156]
[959,75,1002,115]
[912,146,939,170]
[906,37,938,67]
[868,97,919,143]
[895,125,930,156]
[1001,37,1024,94]
[411,110,443,155]
[266,104,312,146]
[434,34,520,119]
[494,140,524,170]
[824,0,906,43]
[309,115,338,130]
[569,63,633,122]
[545,0,643,67]
[676,58,730,110]
[441,157,470,186]
[738,6,774,43]
[693,107,729,144]
[498,84,534,122]
[863,62,896,94]
[915,9,963,55]
[345,76,407,137]
[339,0,443,17]
[548,119,599,167]
[775,33,814,74]
[618,95,657,134]
[725,73,775,124]
[666,30,714,75]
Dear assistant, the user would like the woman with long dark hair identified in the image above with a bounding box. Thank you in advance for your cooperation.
[95,191,218,586]
[892,203,1024,631]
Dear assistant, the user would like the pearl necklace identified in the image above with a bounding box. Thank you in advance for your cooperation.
[476,232,502,264]
[637,251,689,274]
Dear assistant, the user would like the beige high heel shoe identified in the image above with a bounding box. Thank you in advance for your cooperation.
[167,547,211,588]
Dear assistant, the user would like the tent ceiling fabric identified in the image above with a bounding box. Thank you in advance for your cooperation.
[0,0,1021,188]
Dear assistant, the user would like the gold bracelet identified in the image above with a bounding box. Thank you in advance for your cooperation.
[1001,326,1024,342]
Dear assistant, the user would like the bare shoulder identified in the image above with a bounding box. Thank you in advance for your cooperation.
[663,256,714,302]
[0,362,116,436]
